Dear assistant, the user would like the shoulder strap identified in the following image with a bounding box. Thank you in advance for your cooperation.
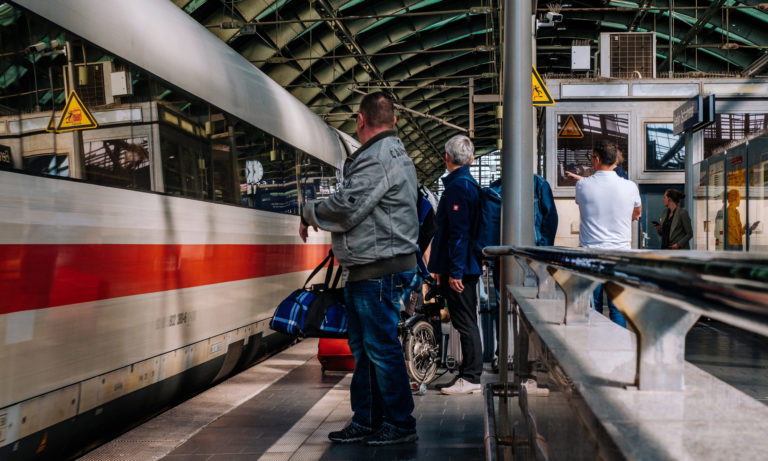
[455,175,481,193]
[303,250,334,289]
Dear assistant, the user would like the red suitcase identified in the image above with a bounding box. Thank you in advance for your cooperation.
[317,338,355,374]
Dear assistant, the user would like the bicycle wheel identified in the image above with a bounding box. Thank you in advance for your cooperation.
[405,320,438,384]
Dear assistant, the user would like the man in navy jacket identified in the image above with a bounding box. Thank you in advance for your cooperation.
[428,135,483,395]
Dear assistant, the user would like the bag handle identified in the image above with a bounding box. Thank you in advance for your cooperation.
[303,250,334,289]
[329,260,343,289]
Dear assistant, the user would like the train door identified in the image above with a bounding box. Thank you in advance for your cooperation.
[639,184,680,249]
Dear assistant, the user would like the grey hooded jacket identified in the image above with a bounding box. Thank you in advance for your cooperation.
[302,130,418,281]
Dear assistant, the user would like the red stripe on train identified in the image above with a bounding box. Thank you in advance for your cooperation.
[0,244,331,315]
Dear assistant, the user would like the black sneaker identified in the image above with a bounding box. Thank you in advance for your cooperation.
[328,422,375,444]
[365,423,418,446]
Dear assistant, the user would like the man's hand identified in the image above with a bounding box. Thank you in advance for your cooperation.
[432,273,441,286]
[669,243,680,249]
[565,171,583,181]
[449,276,464,293]
[298,221,317,242]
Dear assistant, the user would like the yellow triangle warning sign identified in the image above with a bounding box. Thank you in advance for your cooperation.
[45,111,57,133]
[557,115,584,138]
[532,67,554,106]
[56,90,98,132]
[558,115,584,138]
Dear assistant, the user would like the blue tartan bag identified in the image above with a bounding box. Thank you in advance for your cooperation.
[270,250,348,338]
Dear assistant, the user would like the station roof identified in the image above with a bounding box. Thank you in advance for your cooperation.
[179,0,768,184]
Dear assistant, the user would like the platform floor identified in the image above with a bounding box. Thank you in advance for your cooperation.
[78,317,768,461]
[80,338,490,461]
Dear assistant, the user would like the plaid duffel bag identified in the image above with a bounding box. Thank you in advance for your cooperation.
[270,250,348,338]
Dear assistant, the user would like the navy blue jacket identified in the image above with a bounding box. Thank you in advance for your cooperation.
[488,175,558,246]
[427,166,482,279]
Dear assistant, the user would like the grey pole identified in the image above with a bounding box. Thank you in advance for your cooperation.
[65,40,84,179]
[499,0,534,384]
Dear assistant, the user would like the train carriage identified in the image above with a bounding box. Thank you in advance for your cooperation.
[0,1,355,458]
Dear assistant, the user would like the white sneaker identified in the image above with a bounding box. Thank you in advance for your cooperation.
[440,378,482,395]
[522,379,550,397]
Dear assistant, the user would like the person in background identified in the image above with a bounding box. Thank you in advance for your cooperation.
[726,189,746,250]
[575,140,641,327]
[487,174,558,371]
[300,92,419,445]
[428,134,484,395]
[653,189,693,249]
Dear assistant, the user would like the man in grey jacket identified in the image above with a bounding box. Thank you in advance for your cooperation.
[299,92,419,446]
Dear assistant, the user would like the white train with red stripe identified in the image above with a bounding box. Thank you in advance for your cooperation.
[0,1,354,458]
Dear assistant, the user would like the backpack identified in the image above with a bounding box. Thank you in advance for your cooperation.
[474,183,502,256]
[457,177,502,258]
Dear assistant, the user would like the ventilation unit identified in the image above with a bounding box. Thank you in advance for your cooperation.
[599,32,656,79]
[63,61,115,107]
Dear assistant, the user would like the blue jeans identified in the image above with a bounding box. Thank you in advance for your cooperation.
[344,269,416,430]
[592,284,626,327]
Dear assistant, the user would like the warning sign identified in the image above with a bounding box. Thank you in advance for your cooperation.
[55,91,98,132]
[532,67,554,106]
[45,111,57,133]
[558,115,584,138]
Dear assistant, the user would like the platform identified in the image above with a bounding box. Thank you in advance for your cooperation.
[79,338,490,460]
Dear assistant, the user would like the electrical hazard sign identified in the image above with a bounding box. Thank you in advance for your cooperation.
[558,115,584,138]
[55,90,98,132]
[532,67,554,106]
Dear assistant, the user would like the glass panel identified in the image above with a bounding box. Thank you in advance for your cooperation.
[694,159,709,250]
[208,111,238,204]
[300,152,340,207]
[556,113,629,187]
[22,154,69,176]
[0,4,338,215]
[709,157,726,250]
[469,150,501,187]
[84,137,150,189]
[747,136,768,252]
[724,147,747,251]
[645,122,684,171]
[160,106,212,200]
[703,113,768,159]
[234,120,300,214]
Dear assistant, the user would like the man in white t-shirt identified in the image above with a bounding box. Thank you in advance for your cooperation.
[575,140,641,326]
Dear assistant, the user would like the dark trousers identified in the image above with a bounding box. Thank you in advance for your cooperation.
[441,274,483,384]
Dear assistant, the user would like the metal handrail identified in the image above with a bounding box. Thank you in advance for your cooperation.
[484,245,768,337]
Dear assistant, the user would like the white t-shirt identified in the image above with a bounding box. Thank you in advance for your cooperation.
[575,170,641,249]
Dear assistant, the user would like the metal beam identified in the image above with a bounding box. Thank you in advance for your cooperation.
[311,0,444,174]
[659,0,727,71]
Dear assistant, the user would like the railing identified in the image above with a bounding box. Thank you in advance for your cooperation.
[482,246,768,460]
[486,246,768,391]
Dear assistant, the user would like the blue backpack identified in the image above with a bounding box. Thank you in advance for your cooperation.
[457,177,502,258]
[474,183,502,256]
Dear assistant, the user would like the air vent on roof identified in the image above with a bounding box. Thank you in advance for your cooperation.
[599,32,656,79]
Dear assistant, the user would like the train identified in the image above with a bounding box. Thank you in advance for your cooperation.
[0,1,357,459]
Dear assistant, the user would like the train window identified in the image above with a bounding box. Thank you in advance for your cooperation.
[0,4,339,215]
[234,120,300,214]
[703,113,768,159]
[22,154,69,176]
[556,113,629,187]
[645,123,684,171]
[84,138,150,190]
[208,112,238,205]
